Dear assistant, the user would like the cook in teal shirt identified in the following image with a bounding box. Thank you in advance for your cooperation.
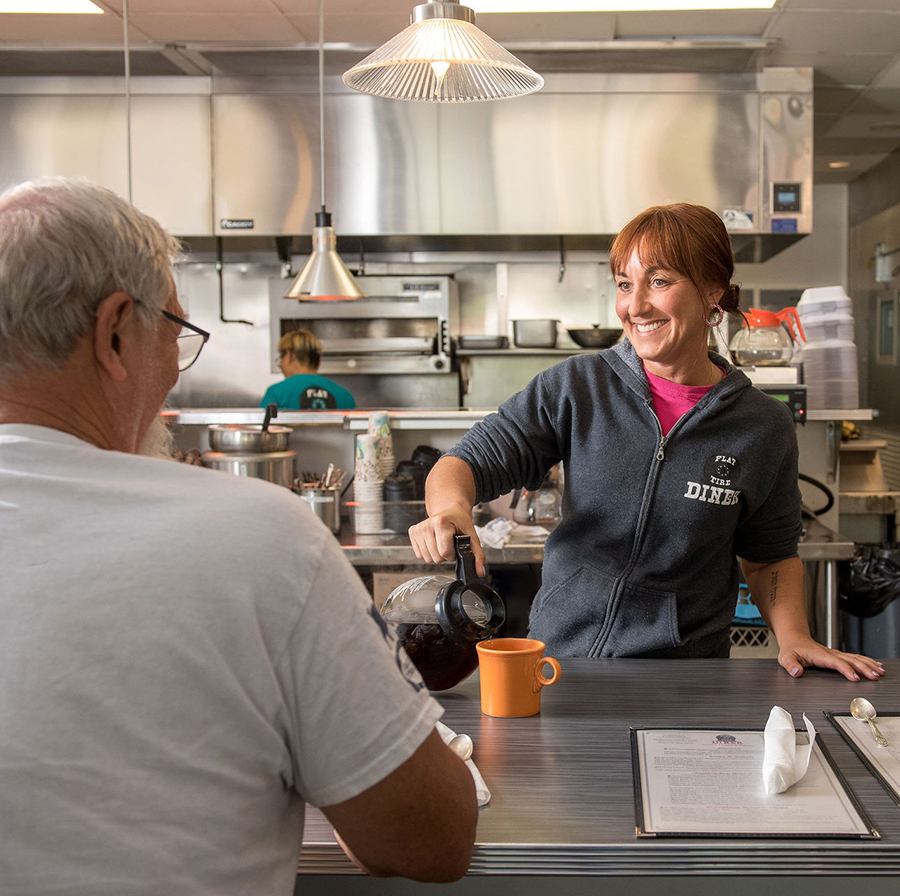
[261,329,356,410]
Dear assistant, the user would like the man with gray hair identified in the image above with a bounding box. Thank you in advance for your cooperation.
[0,177,477,895]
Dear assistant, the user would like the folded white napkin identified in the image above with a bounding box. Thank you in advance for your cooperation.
[762,705,817,795]
[475,517,549,549]
[435,720,491,807]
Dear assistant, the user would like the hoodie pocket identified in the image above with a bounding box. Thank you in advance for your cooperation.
[529,562,682,657]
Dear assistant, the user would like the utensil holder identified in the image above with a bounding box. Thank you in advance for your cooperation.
[297,487,342,534]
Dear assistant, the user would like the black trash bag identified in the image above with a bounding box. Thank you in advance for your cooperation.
[839,542,900,618]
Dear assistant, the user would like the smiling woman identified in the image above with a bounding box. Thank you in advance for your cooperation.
[407,202,885,683]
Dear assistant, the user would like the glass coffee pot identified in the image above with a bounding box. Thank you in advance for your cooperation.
[512,473,562,527]
[380,535,505,691]
[729,307,805,367]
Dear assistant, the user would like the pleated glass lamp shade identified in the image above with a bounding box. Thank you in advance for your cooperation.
[342,17,543,103]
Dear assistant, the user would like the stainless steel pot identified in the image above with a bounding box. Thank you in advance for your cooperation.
[200,450,296,488]
[513,319,559,348]
[208,424,292,453]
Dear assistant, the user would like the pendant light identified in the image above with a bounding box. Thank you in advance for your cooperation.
[342,0,543,103]
[284,0,365,301]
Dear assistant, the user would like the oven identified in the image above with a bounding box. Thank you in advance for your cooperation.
[269,274,458,376]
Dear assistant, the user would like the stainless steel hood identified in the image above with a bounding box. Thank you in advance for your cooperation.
[0,67,812,262]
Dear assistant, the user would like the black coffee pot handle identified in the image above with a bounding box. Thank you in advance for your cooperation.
[434,535,506,644]
[454,534,480,585]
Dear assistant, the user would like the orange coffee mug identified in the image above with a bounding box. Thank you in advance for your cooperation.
[475,637,561,718]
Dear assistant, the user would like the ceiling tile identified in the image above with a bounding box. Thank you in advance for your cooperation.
[820,114,900,141]
[133,13,301,43]
[107,0,284,12]
[814,87,863,116]
[814,133,900,155]
[762,50,895,87]
[273,0,411,15]
[478,13,617,43]
[813,167,867,185]
[766,10,900,57]
[284,14,410,46]
[814,113,841,138]
[870,55,900,90]
[781,0,900,10]
[848,88,900,116]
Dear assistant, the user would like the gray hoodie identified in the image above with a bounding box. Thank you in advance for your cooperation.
[448,339,802,659]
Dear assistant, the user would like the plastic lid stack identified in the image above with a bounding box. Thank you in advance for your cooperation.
[797,286,859,410]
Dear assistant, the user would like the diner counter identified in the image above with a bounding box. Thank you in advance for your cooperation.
[297,658,900,894]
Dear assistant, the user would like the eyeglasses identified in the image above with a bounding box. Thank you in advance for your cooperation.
[159,309,210,371]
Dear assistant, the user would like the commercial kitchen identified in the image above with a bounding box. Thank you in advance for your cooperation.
[3,2,900,894]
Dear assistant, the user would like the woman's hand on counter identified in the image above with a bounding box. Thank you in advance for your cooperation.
[739,555,885,681]
[776,635,886,682]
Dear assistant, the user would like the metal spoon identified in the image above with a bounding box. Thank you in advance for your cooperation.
[448,733,474,762]
[850,697,889,747]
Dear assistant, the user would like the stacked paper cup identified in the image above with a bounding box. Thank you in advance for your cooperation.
[368,410,395,479]
[353,433,384,533]
[797,286,859,410]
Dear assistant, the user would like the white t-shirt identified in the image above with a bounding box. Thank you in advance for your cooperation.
[0,424,442,896]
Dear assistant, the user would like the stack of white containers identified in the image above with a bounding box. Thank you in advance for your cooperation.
[797,286,858,410]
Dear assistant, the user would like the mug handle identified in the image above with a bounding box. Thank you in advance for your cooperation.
[534,656,561,690]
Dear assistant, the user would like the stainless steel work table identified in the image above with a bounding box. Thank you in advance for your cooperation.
[297,659,900,895]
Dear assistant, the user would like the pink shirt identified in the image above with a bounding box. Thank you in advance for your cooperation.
[645,366,724,436]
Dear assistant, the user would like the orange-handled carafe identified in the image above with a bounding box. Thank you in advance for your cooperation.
[728,307,805,367]
[774,306,806,343]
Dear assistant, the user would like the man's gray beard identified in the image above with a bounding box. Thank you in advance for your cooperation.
[138,411,175,459]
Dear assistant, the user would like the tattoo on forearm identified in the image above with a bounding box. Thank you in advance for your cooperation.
[767,570,779,606]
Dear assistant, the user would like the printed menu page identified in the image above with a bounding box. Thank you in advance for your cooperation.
[828,713,900,806]
[632,728,875,838]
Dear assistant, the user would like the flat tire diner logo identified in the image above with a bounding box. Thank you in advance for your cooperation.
[683,454,742,507]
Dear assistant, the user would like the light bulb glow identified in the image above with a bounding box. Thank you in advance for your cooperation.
[431,60,451,95]
[474,1,777,10]
[0,0,103,12]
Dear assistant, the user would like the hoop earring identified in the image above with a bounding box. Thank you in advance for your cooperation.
[705,304,724,328]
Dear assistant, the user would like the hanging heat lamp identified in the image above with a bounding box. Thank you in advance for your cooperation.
[284,0,365,301]
[342,0,543,103]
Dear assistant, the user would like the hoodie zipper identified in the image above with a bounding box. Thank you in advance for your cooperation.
[588,401,678,656]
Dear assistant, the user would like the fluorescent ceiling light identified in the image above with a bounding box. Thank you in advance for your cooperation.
[474,1,777,11]
[0,1,103,11]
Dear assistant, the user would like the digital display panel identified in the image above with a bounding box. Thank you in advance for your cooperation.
[772,182,802,213]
